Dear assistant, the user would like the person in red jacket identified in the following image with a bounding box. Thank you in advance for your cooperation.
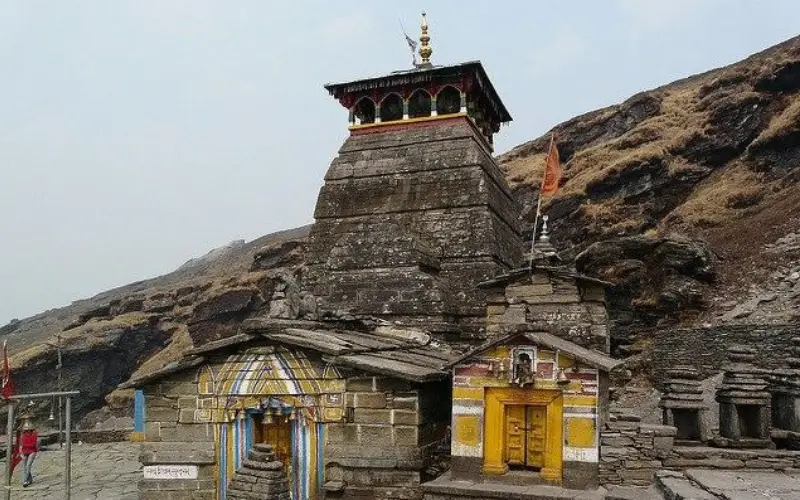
[20,421,38,487]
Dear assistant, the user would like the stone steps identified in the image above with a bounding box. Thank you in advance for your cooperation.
[605,485,664,500]
[422,472,606,499]
[654,471,719,500]
[226,444,291,500]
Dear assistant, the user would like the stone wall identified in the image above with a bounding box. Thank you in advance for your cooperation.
[324,376,450,500]
[598,415,676,487]
[598,412,800,488]
[306,118,524,338]
[649,324,798,387]
[139,370,216,500]
[484,271,610,353]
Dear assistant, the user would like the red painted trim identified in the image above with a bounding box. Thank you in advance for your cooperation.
[349,114,494,152]
[350,114,464,136]
[455,363,493,377]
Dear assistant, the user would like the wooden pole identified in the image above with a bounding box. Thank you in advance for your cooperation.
[529,133,555,270]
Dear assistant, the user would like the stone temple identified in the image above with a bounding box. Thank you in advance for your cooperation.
[306,54,522,339]
[121,14,800,500]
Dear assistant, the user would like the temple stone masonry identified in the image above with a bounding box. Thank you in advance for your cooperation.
[227,444,291,500]
[769,336,800,449]
[307,61,522,339]
[598,412,676,487]
[659,366,710,445]
[714,346,773,448]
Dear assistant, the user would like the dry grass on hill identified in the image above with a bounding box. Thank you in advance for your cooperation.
[499,36,800,302]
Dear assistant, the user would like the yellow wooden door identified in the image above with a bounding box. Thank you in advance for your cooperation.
[526,406,547,469]
[504,405,526,465]
[262,420,292,469]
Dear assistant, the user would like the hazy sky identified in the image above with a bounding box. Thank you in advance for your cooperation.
[1,1,798,324]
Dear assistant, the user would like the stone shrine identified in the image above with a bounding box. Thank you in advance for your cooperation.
[659,366,710,445]
[226,444,291,500]
[306,13,522,338]
[424,219,620,493]
[769,336,800,449]
[715,345,773,448]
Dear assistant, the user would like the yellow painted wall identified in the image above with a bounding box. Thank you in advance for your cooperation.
[451,340,602,478]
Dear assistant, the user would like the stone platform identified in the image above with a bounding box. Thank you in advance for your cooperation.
[422,472,606,499]
[683,468,800,499]
[0,441,140,499]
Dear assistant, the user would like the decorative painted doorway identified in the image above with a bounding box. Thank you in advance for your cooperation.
[504,405,547,469]
[483,388,563,482]
[254,414,293,469]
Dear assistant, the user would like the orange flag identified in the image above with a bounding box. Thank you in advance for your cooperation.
[540,133,561,196]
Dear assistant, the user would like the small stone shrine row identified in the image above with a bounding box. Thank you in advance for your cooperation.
[659,339,800,449]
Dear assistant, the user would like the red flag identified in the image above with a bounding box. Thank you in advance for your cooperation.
[2,340,15,401]
[540,133,561,196]
[9,430,21,474]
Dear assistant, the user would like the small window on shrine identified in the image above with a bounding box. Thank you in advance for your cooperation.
[353,97,376,125]
[408,89,432,119]
[380,93,404,122]
[512,348,536,387]
[436,86,461,115]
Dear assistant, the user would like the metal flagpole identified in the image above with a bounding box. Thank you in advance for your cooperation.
[65,396,71,500]
[57,333,63,448]
[4,402,14,500]
[529,133,555,270]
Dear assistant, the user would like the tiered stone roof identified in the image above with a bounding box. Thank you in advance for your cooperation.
[659,366,706,411]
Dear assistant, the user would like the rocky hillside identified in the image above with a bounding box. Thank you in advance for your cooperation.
[1,36,798,424]
[500,35,800,345]
[0,225,310,421]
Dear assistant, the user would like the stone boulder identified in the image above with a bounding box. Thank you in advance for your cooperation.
[191,288,257,323]
[576,234,717,339]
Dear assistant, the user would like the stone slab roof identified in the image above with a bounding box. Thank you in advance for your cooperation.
[120,318,462,389]
[258,327,460,383]
[119,355,204,389]
[445,330,622,372]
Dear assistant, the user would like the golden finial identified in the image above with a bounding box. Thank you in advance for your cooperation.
[419,11,432,67]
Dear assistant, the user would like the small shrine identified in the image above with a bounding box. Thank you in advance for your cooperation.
[432,233,621,490]
[715,345,773,448]
[124,322,460,500]
[445,330,619,489]
[769,336,800,449]
[659,366,710,445]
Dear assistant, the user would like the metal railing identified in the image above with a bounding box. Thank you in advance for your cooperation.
[4,391,79,500]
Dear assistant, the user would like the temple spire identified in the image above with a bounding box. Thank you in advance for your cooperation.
[418,12,432,67]
[528,215,560,266]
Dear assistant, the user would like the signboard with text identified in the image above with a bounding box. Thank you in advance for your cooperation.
[143,465,199,480]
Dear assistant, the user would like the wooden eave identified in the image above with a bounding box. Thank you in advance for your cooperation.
[324,60,512,123]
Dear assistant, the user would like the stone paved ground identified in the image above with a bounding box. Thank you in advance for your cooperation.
[1,442,140,500]
[686,468,800,499]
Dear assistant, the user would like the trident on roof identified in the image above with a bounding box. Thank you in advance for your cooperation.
[400,12,433,69]
[399,19,418,67]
